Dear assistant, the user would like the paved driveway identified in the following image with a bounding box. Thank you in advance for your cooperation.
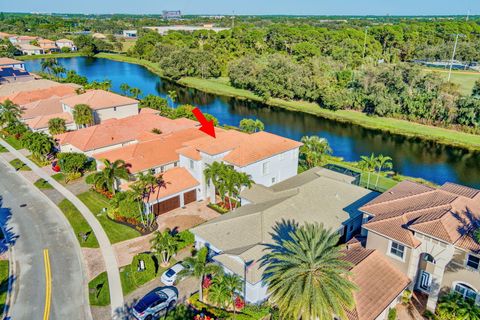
[156,201,220,232]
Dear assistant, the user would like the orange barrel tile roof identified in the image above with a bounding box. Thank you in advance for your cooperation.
[0,85,77,105]
[60,89,138,110]
[20,96,65,119]
[24,112,74,130]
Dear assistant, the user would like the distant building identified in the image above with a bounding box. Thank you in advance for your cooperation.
[17,43,44,55]
[92,33,107,40]
[38,39,59,53]
[0,57,25,70]
[55,39,77,52]
[122,30,138,38]
[144,24,230,36]
[162,10,182,19]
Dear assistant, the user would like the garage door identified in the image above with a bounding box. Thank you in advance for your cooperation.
[153,196,180,215]
[184,190,197,205]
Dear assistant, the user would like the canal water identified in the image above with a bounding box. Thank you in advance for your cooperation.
[24,57,480,188]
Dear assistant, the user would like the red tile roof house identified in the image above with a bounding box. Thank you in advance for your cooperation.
[60,89,139,127]
[0,57,25,70]
[359,180,480,311]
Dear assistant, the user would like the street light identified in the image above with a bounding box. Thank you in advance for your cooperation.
[448,33,465,82]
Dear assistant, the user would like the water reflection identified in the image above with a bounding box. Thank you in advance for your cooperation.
[24,57,480,187]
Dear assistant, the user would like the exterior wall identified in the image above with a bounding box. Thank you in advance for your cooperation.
[21,48,44,55]
[94,103,139,123]
[344,214,363,241]
[0,62,25,70]
[56,41,77,51]
[441,248,480,297]
[146,186,198,212]
[234,148,299,187]
[365,230,412,275]
[61,139,136,156]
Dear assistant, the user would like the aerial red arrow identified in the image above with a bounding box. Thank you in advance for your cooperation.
[192,107,216,138]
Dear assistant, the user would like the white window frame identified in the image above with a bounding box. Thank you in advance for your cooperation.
[262,161,270,175]
[453,282,478,301]
[387,240,406,262]
[466,254,480,271]
[189,159,194,170]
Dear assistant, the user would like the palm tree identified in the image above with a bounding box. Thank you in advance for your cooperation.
[204,161,228,203]
[208,275,230,308]
[92,159,129,194]
[177,247,222,302]
[167,90,177,106]
[300,135,333,169]
[374,154,393,188]
[40,58,58,77]
[261,222,357,320]
[217,273,243,314]
[227,171,253,209]
[0,99,22,126]
[150,229,179,267]
[48,117,67,134]
[52,65,66,80]
[437,293,480,320]
[72,104,94,128]
[359,153,377,189]
[129,87,142,99]
[21,132,54,161]
[120,83,131,96]
[239,118,265,133]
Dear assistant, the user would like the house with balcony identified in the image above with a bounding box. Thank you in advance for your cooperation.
[360,180,480,311]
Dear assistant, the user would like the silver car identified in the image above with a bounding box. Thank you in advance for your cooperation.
[132,287,177,320]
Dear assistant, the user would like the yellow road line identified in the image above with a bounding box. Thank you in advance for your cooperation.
[43,249,51,320]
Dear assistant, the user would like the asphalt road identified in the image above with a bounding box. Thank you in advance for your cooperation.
[0,159,90,319]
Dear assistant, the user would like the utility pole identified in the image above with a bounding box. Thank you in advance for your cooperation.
[448,33,460,82]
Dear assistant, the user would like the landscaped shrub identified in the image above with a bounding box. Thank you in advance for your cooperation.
[207,203,229,214]
[85,173,96,184]
[65,172,82,183]
[128,253,157,287]
[177,230,195,250]
[388,308,397,320]
[57,152,88,174]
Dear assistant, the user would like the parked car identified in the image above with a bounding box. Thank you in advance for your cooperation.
[132,287,177,320]
[160,263,185,285]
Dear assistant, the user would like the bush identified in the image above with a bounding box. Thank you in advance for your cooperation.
[65,172,82,183]
[207,203,229,214]
[177,230,195,250]
[85,173,96,184]
[57,152,88,174]
[388,308,397,320]
[128,253,157,287]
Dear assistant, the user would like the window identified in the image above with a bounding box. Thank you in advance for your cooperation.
[423,254,435,264]
[467,255,480,270]
[271,177,276,184]
[160,166,165,173]
[389,241,405,260]
[113,107,117,111]
[454,283,478,301]
[262,162,269,175]
[189,159,194,170]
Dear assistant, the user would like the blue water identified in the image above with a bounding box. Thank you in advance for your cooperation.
[24,57,480,188]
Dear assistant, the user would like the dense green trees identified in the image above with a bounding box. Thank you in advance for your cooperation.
[299,135,333,169]
[261,222,357,320]
[239,118,264,133]
[47,117,67,134]
[92,159,129,195]
[20,131,54,162]
[72,104,94,128]
[0,100,22,127]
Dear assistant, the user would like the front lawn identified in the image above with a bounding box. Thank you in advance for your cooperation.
[9,159,30,171]
[0,260,9,316]
[77,191,140,243]
[27,154,50,167]
[58,199,99,248]
[0,145,7,153]
[34,178,53,190]
[88,271,110,306]
[2,136,23,150]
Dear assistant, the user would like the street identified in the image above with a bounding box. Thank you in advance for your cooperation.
[0,159,90,319]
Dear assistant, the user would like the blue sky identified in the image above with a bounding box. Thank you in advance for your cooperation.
[0,0,479,15]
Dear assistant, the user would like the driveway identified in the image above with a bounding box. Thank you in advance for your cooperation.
[156,201,220,232]
[0,158,91,319]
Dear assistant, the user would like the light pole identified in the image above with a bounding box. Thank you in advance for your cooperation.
[448,33,465,82]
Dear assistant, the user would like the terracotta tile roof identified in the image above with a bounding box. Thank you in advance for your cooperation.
[0,85,77,105]
[56,113,197,152]
[176,146,202,161]
[343,248,410,320]
[56,38,74,43]
[362,181,480,252]
[20,96,65,119]
[0,58,23,65]
[184,130,302,167]
[120,167,199,203]
[92,128,205,173]
[24,112,73,130]
[60,90,138,110]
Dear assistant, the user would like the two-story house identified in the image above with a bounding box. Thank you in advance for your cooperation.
[360,180,480,311]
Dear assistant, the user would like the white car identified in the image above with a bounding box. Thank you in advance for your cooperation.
[160,263,184,285]
[132,287,177,320]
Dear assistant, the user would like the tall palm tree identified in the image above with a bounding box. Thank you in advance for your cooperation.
[204,161,228,203]
[167,90,177,106]
[239,118,265,133]
[129,183,147,227]
[300,135,333,169]
[52,65,66,80]
[209,275,230,308]
[48,117,67,134]
[227,171,253,209]
[92,159,129,194]
[72,104,94,128]
[261,222,357,320]
[177,247,222,302]
[120,83,131,96]
[150,229,179,267]
[129,87,142,99]
[40,58,58,77]
[374,154,393,188]
[21,132,54,161]
[0,99,22,126]
[359,153,377,189]
[220,273,243,314]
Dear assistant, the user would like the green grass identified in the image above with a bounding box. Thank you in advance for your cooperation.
[119,258,171,296]
[0,260,9,315]
[0,145,7,153]
[16,52,85,61]
[88,271,110,306]
[9,159,30,171]
[58,199,99,248]
[77,191,140,243]
[424,68,480,96]
[51,172,66,184]
[2,136,23,150]
[27,154,50,167]
[34,178,53,190]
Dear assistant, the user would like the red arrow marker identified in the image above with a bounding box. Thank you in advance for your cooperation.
[192,107,216,138]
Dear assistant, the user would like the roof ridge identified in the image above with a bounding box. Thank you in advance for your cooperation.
[410,219,454,243]
[362,188,437,210]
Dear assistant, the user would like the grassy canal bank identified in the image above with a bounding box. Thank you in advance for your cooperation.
[20,52,480,151]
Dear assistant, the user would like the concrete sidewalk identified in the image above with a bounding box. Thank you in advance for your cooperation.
[0,139,125,315]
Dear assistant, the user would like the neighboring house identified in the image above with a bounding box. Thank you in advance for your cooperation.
[60,89,139,125]
[191,168,378,304]
[0,57,25,70]
[38,39,59,53]
[122,30,137,38]
[24,112,75,134]
[15,35,39,45]
[55,39,77,51]
[0,84,78,105]
[360,180,480,310]
[17,43,44,55]
[92,33,107,40]
[144,25,230,35]
[0,32,12,40]
[55,110,198,155]
[0,66,34,84]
